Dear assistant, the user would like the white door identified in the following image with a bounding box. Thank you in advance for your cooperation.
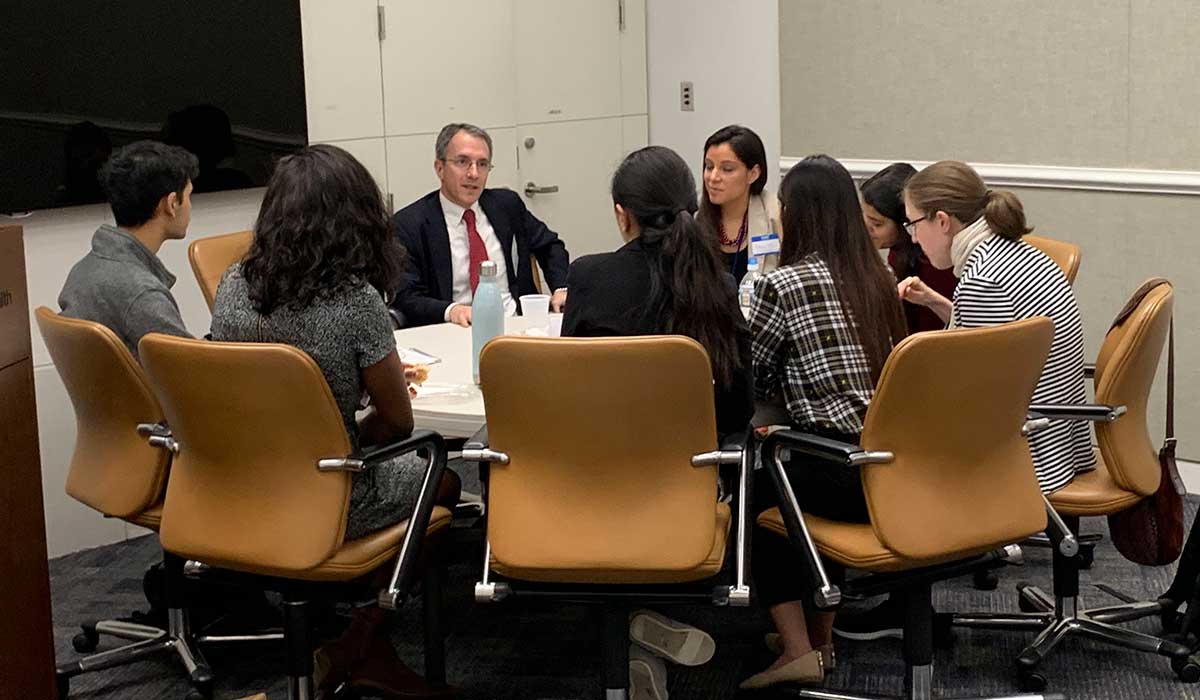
[512,0,648,259]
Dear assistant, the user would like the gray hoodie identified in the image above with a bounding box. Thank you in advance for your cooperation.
[58,224,191,360]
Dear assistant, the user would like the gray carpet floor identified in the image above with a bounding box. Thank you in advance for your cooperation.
[50,488,1200,700]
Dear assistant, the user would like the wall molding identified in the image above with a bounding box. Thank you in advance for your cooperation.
[780,157,1200,197]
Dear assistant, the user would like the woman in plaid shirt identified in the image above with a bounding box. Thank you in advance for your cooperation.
[742,155,907,690]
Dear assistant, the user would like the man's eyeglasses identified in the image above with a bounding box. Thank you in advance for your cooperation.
[903,215,927,237]
[443,157,493,172]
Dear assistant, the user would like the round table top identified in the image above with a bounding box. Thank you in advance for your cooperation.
[393,315,562,438]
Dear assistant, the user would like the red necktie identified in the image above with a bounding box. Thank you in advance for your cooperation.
[463,208,489,294]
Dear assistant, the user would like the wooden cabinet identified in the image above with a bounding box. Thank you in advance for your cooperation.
[0,224,56,699]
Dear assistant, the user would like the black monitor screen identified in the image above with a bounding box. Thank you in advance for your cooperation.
[0,0,307,213]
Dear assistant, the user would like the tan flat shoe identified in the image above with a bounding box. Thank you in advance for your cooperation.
[738,649,824,690]
[763,634,835,670]
[629,609,715,666]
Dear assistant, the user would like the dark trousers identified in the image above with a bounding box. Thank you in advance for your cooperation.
[752,435,869,608]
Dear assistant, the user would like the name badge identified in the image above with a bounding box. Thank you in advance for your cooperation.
[750,233,780,256]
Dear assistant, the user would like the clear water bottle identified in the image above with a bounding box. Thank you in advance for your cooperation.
[471,260,504,384]
[738,255,761,317]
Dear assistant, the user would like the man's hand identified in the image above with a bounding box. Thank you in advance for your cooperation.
[550,288,568,312]
[448,304,473,327]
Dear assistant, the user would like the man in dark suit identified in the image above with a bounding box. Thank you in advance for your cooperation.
[391,123,569,327]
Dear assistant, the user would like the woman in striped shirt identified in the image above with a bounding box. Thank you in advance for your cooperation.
[900,160,1094,493]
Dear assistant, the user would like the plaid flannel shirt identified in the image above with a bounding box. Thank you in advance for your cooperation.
[748,254,876,436]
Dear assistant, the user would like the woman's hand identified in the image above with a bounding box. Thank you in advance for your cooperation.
[897,276,952,323]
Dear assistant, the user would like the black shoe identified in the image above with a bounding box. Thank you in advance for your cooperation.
[832,597,903,641]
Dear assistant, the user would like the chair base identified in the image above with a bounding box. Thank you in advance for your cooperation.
[56,607,216,698]
[952,585,1196,688]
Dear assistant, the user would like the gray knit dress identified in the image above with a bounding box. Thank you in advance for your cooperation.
[211,264,425,540]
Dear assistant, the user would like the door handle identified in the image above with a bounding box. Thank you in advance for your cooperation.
[524,182,559,197]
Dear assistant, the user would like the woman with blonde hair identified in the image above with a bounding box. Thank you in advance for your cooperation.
[902,159,1093,493]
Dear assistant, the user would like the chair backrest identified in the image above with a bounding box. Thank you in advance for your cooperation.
[1093,281,1173,496]
[859,318,1052,561]
[479,335,719,582]
[530,254,543,293]
[138,333,355,573]
[1024,235,1081,284]
[34,307,169,519]
[188,230,252,310]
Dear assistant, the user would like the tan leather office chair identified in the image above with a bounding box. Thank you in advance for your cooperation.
[35,307,215,700]
[756,318,1055,700]
[138,333,453,700]
[466,335,751,699]
[1024,235,1081,285]
[953,281,1195,690]
[188,230,252,310]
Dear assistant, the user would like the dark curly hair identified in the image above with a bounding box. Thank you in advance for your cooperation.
[241,144,404,314]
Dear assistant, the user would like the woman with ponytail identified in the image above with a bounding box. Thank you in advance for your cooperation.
[902,160,1093,493]
[560,146,752,697]
[562,145,753,435]
[740,155,907,690]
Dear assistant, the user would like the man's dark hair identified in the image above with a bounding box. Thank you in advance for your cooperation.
[98,140,198,227]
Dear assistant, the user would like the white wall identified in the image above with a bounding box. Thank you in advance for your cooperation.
[646,0,780,192]
[11,188,260,557]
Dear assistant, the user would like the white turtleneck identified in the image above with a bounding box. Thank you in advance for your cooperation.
[950,216,995,278]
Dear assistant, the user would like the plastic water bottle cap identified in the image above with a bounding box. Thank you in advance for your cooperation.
[479,260,498,278]
[747,256,759,269]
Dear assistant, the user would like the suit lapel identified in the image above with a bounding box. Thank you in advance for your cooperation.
[426,195,453,299]
[480,190,519,291]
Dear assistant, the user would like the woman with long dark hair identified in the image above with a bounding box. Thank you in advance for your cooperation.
[860,162,957,332]
[742,155,907,690]
[563,144,752,434]
[211,144,459,698]
[698,125,780,281]
[562,146,752,696]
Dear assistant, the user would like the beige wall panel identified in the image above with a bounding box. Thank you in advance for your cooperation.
[300,0,385,142]
[1009,186,1195,453]
[380,0,516,136]
[1129,1,1200,169]
[780,1,1128,166]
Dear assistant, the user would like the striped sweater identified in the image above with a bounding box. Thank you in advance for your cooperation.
[951,235,1095,493]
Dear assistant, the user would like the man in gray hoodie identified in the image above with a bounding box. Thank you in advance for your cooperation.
[59,141,198,359]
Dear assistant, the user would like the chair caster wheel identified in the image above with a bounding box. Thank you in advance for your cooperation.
[1078,544,1094,569]
[972,569,999,591]
[56,672,69,700]
[1173,655,1200,683]
[185,681,213,700]
[72,624,99,653]
[1016,668,1047,692]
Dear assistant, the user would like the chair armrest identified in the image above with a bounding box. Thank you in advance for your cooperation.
[1083,363,1095,379]
[317,429,443,472]
[1028,403,1126,422]
[376,430,449,610]
[762,429,893,467]
[387,308,406,330]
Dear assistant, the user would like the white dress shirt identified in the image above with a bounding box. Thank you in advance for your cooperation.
[439,193,517,320]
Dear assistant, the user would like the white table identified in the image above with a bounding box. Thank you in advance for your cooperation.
[393,315,561,438]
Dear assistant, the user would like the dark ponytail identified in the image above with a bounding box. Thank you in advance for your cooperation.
[613,147,742,387]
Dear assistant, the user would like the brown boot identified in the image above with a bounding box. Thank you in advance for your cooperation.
[345,634,458,699]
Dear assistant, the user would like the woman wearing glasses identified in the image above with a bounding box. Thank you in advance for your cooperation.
[860,162,958,333]
[742,155,907,690]
[903,160,1093,493]
[699,125,780,280]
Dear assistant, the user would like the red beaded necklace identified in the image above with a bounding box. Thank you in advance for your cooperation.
[719,209,750,248]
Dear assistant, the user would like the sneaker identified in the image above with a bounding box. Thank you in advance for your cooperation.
[629,644,669,700]
[629,609,716,666]
[832,597,903,641]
